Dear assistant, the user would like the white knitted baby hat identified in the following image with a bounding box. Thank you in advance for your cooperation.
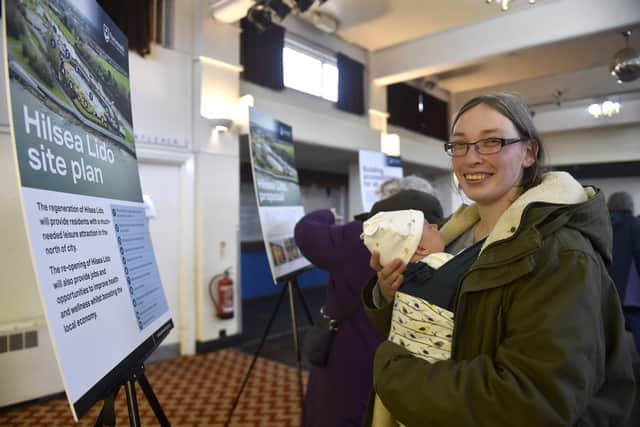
[362,209,424,266]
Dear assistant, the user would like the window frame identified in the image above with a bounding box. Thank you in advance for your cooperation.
[282,35,338,103]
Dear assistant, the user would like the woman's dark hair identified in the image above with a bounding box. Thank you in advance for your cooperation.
[450,92,547,193]
[607,192,634,214]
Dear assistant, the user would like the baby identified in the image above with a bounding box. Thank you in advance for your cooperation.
[362,209,455,427]
[362,209,455,363]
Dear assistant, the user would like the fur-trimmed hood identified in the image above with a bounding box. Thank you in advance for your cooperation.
[439,171,612,263]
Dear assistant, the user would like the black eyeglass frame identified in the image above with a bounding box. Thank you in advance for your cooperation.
[443,137,526,157]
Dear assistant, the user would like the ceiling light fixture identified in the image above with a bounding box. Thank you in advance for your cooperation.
[310,9,339,33]
[587,101,621,118]
[210,0,255,23]
[610,30,640,84]
[380,133,401,157]
[486,0,536,12]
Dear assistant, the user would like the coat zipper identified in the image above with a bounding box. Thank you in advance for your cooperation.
[449,235,539,358]
[449,203,561,358]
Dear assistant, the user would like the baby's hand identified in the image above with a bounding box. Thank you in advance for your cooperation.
[371,251,406,302]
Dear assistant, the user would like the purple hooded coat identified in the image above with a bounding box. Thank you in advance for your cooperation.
[295,209,383,427]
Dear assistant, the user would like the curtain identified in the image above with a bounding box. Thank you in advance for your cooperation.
[336,53,365,115]
[240,19,285,91]
[97,0,152,56]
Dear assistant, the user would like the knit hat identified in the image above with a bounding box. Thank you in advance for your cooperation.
[362,210,424,265]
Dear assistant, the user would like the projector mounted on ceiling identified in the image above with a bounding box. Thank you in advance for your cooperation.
[610,30,640,84]
[210,0,255,23]
[309,10,338,33]
[242,0,332,32]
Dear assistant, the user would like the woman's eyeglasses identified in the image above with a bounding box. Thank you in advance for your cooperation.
[444,137,525,157]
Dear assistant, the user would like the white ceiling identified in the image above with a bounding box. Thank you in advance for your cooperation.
[311,0,640,106]
[318,0,541,51]
[432,29,640,93]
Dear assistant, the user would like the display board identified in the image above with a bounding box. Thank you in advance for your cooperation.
[248,108,310,282]
[1,0,172,420]
[359,149,403,212]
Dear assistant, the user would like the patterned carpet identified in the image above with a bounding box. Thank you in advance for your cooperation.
[0,349,308,427]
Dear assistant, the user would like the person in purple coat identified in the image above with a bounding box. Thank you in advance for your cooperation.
[295,186,443,427]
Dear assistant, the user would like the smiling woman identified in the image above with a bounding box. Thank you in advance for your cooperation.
[362,92,636,426]
[450,92,545,195]
[449,103,539,228]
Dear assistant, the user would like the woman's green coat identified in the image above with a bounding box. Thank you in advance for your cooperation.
[363,172,635,427]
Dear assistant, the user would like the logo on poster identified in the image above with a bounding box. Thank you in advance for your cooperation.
[278,125,292,140]
[385,155,402,167]
[103,23,125,56]
[103,24,110,44]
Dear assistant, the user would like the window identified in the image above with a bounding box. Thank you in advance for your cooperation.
[283,38,338,102]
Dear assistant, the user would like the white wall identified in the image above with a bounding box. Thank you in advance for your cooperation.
[0,325,63,407]
[543,124,640,166]
[194,153,240,340]
[128,41,197,354]
[0,28,63,404]
[0,127,64,407]
[534,97,640,135]
[129,46,192,147]
[0,133,42,324]
[136,147,196,355]
[138,163,183,346]
[189,0,243,343]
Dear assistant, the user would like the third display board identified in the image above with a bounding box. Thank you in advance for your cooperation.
[359,149,403,212]
[248,108,310,283]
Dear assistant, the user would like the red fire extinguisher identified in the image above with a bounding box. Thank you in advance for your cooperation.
[208,268,234,319]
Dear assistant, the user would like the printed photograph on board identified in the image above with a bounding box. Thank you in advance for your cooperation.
[5,0,141,201]
[249,109,301,207]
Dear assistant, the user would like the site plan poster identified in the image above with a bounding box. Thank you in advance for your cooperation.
[2,0,172,420]
[359,149,403,212]
[248,108,310,282]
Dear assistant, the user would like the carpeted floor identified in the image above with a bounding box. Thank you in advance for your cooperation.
[0,349,308,427]
[2,285,640,426]
[0,286,325,427]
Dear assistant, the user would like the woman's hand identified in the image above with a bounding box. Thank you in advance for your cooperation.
[370,251,406,302]
[329,207,344,222]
